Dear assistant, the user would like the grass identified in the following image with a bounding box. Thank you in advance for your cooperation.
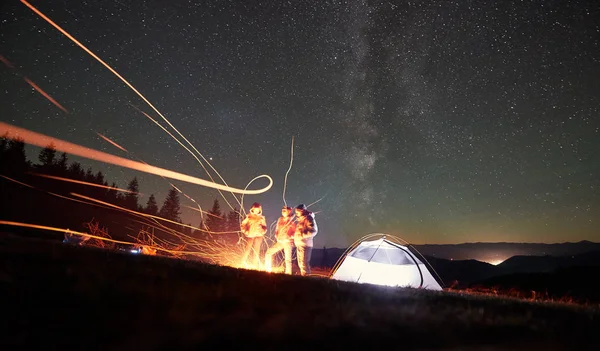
[1,232,599,350]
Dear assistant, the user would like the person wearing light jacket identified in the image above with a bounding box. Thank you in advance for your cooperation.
[264,206,296,274]
[293,204,318,276]
[239,202,267,268]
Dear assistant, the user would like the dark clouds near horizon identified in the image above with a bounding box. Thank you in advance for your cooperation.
[1,0,599,247]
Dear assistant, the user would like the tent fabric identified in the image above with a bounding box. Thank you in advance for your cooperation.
[331,237,443,291]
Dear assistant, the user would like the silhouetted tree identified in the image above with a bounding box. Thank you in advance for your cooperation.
[145,194,158,216]
[2,137,28,175]
[94,171,105,185]
[123,177,140,211]
[84,168,94,182]
[56,152,68,174]
[105,182,119,203]
[226,208,241,232]
[38,143,56,170]
[205,198,224,232]
[159,188,181,222]
[0,133,7,155]
[68,162,85,180]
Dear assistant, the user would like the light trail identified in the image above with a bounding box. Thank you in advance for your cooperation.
[70,192,239,235]
[130,104,244,214]
[184,205,223,219]
[282,136,294,207]
[23,77,69,113]
[29,172,139,194]
[0,54,15,68]
[0,175,35,189]
[1,172,248,267]
[1,53,68,113]
[0,220,204,256]
[0,122,272,195]
[97,133,128,152]
[20,0,254,216]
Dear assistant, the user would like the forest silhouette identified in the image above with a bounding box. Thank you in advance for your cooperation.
[0,134,241,247]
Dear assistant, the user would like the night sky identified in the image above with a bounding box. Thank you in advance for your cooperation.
[1,0,599,247]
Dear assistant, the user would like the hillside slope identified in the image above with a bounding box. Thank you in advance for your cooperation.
[1,233,599,350]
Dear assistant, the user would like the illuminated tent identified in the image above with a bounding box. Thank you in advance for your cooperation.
[330,234,443,291]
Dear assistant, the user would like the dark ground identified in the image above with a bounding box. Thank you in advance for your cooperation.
[1,232,599,350]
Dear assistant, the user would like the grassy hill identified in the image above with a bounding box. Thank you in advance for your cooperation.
[1,233,599,350]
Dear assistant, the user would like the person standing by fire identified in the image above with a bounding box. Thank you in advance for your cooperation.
[293,204,318,276]
[239,202,267,269]
[264,206,296,274]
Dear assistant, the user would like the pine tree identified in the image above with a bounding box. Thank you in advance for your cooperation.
[85,168,94,182]
[2,137,28,175]
[68,162,85,179]
[124,177,139,211]
[226,208,241,232]
[0,133,7,155]
[56,152,68,174]
[94,171,105,185]
[38,143,56,169]
[159,187,181,222]
[106,182,119,203]
[205,198,224,232]
[145,194,159,216]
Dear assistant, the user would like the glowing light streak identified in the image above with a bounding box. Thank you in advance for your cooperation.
[29,172,139,194]
[23,77,69,113]
[0,175,35,189]
[282,136,294,207]
[97,133,128,152]
[0,54,15,68]
[1,174,245,267]
[0,220,201,255]
[0,122,272,194]
[184,205,223,219]
[20,0,253,215]
[70,192,239,235]
[130,104,244,213]
[306,195,325,209]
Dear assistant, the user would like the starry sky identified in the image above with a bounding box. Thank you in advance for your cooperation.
[1,0,599,247]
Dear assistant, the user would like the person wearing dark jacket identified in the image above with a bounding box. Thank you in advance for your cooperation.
[293,204,318,276]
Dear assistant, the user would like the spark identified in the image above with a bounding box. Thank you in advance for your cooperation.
[20,0,252,216]
[29,172,140,194]
[69,192,237,235]
[307,195,326,209]
[0,175,35,189]
[130,104,244,214]
[0,172,253,269]
[0,122,272,195]
[0,54,15,68]
[184,205,223,219]
[0,53,68,113]
[0,220,201,256]
[282,136,294,207]
[23,77,69,113]
[97,133,128,152]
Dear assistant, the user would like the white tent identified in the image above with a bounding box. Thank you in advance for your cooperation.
[330,234,443,291]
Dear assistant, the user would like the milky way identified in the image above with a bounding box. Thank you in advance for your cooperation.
[1,0,599,247]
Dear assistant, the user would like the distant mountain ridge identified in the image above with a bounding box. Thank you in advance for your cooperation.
[413,241,600,261]
[311,240,600,267]
[309,243,600,289]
